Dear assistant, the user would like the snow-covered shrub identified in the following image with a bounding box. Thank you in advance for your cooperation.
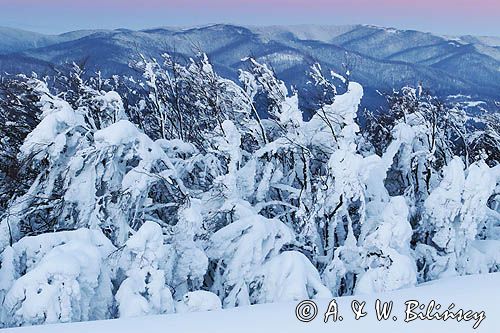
[206,213,293,307]
[417,158,500,280]
[250,251,332,303]
[0,229,115,327]
[176,290,221,313]
[165,201,208,298]
[355,196,417,294]
[115,221,174,317]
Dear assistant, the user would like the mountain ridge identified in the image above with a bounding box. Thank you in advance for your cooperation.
[0,24,498,110]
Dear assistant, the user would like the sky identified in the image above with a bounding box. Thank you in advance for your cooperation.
[0,0,499,36]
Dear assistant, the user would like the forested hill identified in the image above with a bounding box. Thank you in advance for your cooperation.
[0,24,499,111]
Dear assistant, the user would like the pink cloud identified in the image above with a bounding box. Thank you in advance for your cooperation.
[2,0,498,13]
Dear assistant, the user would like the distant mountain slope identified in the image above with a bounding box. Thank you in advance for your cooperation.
[0,26,103,54]
[0,24,498,108]
[0,27,60,54]
[456,35,500,61]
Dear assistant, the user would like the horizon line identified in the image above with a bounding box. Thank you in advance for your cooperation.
[1,22,499,38]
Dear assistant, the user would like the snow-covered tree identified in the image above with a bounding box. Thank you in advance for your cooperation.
[0,75,43,216]
[365,86,467,201]
[469,112,500,166]
[0,76,186,248]
[134,53,255,149]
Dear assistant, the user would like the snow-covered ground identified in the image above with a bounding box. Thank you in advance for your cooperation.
[3,273,498,333]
